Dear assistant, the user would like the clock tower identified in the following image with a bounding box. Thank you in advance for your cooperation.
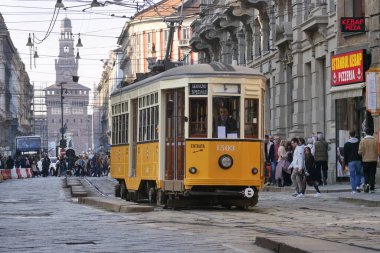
[55,17,78,83]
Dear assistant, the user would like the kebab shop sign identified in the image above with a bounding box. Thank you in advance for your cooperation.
[331,50,364,86]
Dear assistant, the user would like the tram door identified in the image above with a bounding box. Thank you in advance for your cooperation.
[130,99,138,178]
[165,89,185,190]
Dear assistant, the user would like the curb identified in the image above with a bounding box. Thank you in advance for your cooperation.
[263,185,351,194]
[255,237,309,253]
[338,196,380,207]
[78,197,155,213]
[65,177,88,198]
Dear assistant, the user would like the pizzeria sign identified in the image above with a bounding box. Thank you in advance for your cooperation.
[331,50,364,86]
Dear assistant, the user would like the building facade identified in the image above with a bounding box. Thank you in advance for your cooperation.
[117,0,199,84]
[93,49,123,152]
[0,13,33,156]
[45,18,91,157]
[190,0,339,182]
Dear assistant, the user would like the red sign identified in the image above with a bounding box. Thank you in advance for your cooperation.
[341,17,365,32]
[331,50,364,86]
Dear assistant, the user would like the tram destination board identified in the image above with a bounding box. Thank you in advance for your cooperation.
[190,83,208,95]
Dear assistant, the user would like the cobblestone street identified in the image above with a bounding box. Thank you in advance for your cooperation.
[2,177,379,253]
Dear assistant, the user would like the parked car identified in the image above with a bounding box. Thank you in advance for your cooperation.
[37,157,57,176]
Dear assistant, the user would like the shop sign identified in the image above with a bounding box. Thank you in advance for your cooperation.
[331,50,364,86]
[341,17,365,33]
[366,72,380,115]
[189,83,208,95]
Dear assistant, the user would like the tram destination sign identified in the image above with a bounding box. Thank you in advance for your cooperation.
[331,50,364,86]
[190,83,208,95]
[341,17,365,33]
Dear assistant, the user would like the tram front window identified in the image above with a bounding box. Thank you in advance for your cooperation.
[213,97,240,138]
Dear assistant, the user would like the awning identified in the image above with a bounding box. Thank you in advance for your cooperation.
[330,82,364,100]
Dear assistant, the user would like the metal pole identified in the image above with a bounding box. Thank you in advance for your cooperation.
[61,83,64,144]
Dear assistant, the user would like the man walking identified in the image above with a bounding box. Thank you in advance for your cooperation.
[358,128,377,193]
[289,138,305,198]
[314,133,329,185]
[344,130,362,193]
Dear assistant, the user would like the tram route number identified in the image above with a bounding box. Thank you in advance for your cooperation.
[216,145,236,152]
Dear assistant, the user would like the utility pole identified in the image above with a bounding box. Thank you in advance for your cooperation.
[58,82,67,149]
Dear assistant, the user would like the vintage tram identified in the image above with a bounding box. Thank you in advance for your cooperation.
[110,63,266,209]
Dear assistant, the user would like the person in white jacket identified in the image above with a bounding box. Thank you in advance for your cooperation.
[288,138,305,198]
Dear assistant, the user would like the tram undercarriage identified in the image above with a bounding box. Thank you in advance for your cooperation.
[116,180,258,209]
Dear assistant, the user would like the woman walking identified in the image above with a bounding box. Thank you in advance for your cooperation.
[304,146,321,197]
[275,140,290,187]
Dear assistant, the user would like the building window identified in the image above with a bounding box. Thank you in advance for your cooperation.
[353,0,364,17]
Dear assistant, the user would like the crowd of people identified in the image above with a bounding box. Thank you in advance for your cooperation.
[0,153,110,178]
[264,128,377,198]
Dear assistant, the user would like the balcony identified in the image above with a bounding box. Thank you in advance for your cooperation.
[179,39,189,48]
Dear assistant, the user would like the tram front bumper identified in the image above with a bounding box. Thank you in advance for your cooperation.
[184,187,256,198]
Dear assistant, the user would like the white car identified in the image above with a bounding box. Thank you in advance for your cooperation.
[37,157,57,175]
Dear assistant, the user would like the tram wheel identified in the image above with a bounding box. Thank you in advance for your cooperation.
[148,187,156,204]
[114,184,121,197]
[120,182,127,200]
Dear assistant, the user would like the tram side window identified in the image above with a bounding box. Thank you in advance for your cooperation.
[244,98,259,138]
[111,113,129,145]
[189,98,207,137]
[213,97,240,138]
[138,105,159,142]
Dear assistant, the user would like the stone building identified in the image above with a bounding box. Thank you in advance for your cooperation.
[334,0,380,182]
[0,13,33,156]
[45,18,91,157]
[190,0,339,182]
[117,0,199,84]
[93,49,123,152]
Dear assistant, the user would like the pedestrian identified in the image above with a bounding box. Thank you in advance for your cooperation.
[306,137,315,155]
[264,134,275,185]
[288,138,305,198]
[343,130,362,194]
[42,155,51,177]
[6,156,14,169]
[31,159,40,177]
[304,146,321,197]
[358,128,377,193]
[275,140,290,187]
[314,132,329,185]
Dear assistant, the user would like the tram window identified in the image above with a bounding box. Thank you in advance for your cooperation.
[189,98,207,137]
[244,98,259,138]
[213,97,240,138]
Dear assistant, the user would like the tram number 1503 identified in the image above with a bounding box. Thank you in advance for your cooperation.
[216,145,236,152]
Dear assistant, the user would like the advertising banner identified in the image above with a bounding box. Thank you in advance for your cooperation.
[331,50,364,86]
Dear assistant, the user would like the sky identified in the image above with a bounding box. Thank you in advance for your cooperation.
[1,0,147,99]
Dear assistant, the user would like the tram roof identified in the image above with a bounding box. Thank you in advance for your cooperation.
[113,63,264,96]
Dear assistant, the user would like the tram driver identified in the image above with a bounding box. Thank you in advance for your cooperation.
[214,107,237,138]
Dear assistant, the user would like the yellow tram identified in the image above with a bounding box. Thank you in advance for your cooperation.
[110,63,266,208]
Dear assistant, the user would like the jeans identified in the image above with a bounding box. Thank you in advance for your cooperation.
[348,160,362,191]
[363,162,377,191]
[271,161,278,183]
[291,168,304,193]
[315,161,328,182]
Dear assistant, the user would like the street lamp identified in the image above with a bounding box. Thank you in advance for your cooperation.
[57,82,67,148]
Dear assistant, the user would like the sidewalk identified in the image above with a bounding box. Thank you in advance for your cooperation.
[255,234,379,253]
[263,183,380,207]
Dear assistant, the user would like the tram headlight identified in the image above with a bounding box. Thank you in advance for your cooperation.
[189,167,197,174]
[251,167,258,175]
[218,154,233,169]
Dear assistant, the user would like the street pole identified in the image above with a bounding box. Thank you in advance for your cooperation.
[58,82,67,149]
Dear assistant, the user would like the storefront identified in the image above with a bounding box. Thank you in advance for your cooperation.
[331,49,371,180]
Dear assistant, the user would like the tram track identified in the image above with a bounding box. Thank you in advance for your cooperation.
[82,177,380,252]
